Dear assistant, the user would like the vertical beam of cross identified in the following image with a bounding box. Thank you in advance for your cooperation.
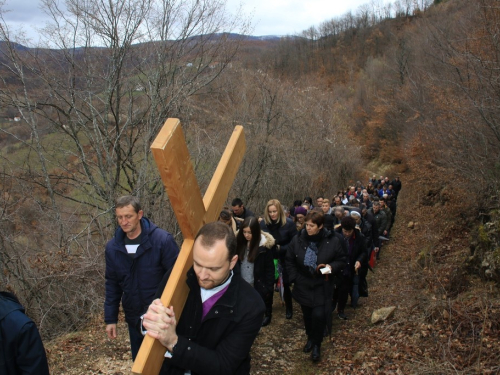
[131,118,246,375]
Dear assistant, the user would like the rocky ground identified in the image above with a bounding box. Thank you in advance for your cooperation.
[45,163,500,374]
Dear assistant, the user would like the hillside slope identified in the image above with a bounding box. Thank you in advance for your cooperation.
[45,156,500,374]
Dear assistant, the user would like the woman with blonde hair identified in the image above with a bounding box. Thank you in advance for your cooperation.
[260,199,298,319]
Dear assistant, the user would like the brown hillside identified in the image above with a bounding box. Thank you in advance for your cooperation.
[45,139,500,374]
[3,0,500,373]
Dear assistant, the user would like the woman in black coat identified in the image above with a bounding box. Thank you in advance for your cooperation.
[236,216,276,326]
[286,211,347,362]
[260,199,298,319]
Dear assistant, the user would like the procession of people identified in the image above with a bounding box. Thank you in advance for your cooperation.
[123,175,401,371]
[1,176,400,374]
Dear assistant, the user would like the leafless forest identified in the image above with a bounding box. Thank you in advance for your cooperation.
[1,0,499,373]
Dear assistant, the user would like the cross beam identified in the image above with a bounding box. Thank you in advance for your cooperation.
[131,118,246,375]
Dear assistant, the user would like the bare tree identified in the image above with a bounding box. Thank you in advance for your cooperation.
[205,67,361,213]
[0,0,249,337]
[407,0,500,192]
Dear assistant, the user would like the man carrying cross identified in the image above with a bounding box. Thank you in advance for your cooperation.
[142,221,265,374]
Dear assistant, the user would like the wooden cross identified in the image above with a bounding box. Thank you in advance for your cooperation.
[131,118,246,375]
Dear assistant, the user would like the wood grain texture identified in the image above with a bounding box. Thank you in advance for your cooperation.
[132,120,245,375]
[203,125,246,222]
[150,118,205,240]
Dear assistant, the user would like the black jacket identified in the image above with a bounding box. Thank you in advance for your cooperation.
[358,217,378,250]
[391,179,402,195]
[368,208,387,236]
[336,228,368,277]
[0,292,50,375]
[155,264,265,375]
[234,208,255,229]
[260,218,297,283]
[286,229,347,307]
[243,232,275,297]
[259,217,297,260]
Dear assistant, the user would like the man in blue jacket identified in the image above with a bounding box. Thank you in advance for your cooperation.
[0,291,50,375]
[105,195,179,360]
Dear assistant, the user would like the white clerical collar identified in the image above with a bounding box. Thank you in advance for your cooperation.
[200,270,234,303]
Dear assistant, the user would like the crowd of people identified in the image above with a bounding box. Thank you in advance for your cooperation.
[226,175,401,363]
[0,175,400,374]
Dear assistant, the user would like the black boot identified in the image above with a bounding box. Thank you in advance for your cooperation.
[284,285,293,319]
[311,345,321,362]
[262,315,272,327]
[323,325,329,337]
[303,339,313,353]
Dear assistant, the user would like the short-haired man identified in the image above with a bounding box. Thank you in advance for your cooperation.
[333,196,342,207]
[368,201,387,260]
[361,192,372,209]
[391,176,402,199]
[231,198,255,229]
[348,195,359,207]
[143,221,265,374]
[321,199,332,215]
[380,198,392,236]
[105,195,179,360]
[316,196,324,208]
[333,206,346,228]
[359,204,380,254]
[368,201,387,236]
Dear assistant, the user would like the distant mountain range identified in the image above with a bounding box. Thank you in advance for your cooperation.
[0,33,286,52]
[245,35,284,41]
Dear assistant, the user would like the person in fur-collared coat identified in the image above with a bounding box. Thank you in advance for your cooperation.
[260,199,298,320]
[236,216,276,327]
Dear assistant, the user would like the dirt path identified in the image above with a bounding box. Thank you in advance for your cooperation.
[249,188,425,374]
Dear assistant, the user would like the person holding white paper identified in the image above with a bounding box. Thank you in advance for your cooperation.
[286,211,347,362]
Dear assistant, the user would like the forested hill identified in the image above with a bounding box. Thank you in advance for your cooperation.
[1,0,499,373]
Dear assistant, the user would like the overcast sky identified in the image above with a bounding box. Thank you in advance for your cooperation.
[1,0,389,41]
[230,0,386,36]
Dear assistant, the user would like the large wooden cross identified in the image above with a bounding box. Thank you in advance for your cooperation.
[131,118,246,375]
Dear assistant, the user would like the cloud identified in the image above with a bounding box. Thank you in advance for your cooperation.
[0,0,391,43]
[229,0,380,36]
[1,0,46,23]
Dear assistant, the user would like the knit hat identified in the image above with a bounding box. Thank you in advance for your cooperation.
[294,206,307,216]
[350,211,361,219]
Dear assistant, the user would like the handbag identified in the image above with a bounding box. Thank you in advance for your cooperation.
[369,249,377,269]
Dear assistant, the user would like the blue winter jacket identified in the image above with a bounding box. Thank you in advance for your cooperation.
[0,292,50,375]
[104,217,179,326]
